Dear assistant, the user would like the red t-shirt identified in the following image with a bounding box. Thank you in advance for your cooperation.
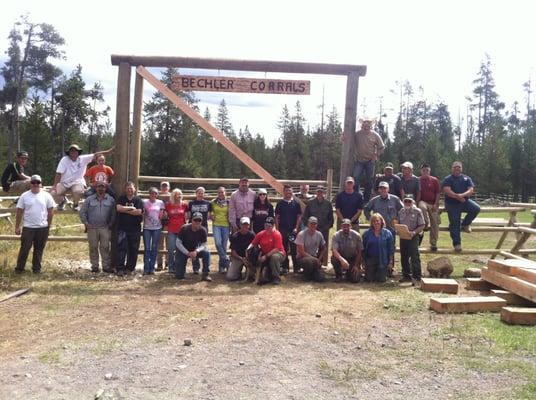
[166,201,189,233]
[419,175,441,204]
[251,229,285,256]
[85,165,114,186]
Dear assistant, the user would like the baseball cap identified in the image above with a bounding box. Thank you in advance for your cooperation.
[403,194,415,202]
[341,218,352,226]
[378,181,389,188]
[308,216,318,224]
[160,181,170,187]
[192,212,203,221]
[239,177,249,182]
[265,216,275,226]
[258,188,267,194]
[345,176,355,183]
[452,161,463,168]
[401,161,413,169]
[384,162,394,170]
[30,174,42,183]
[17,151,29,158]
[316,186,326,193]
[240,216,251,225]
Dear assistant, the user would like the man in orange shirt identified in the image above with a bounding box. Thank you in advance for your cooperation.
[84,154,115,198]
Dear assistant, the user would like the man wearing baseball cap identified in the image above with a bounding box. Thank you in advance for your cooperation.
[175,211,212,281]
[331,218,363,283]
[227,216,256,281]
[353,117,385,203]
[441,161,480,252]
[14,174,55,274]
[335,176,364,232]
[399,161,420,202]
[2,150,31,195]
[397,194,425,284]
[52,143,114,211]
[373,162,402,198]
[79,181,116,273]
[294,216,327,282]
[302,186,334,265]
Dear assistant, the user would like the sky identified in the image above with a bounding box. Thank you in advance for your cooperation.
[1,0,536,144]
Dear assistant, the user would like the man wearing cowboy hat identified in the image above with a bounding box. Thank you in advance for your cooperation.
[353,117,385,203]
[51,144,114,211]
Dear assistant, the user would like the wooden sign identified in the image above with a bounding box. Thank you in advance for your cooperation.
[171,74,310,95]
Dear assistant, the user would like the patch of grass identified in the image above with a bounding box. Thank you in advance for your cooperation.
[381,289,428,316]
[38,349,61,364]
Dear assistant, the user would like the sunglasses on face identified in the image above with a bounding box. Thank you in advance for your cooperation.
[30,181,41,185]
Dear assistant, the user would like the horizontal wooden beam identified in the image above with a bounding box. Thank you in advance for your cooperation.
[111,55,367,76]
[430,296,507,313]
[501,307,536,325]
[509,202,536,209]
[0,235,87,241]
[138,175,327,186]
[482,267,536,302]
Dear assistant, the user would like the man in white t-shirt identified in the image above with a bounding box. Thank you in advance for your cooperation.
[15,174,56,274]
[51,144,114,211]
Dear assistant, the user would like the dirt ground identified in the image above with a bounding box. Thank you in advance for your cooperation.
[1,259,533,400]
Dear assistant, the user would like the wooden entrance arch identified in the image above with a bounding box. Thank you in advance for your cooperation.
[110,55,366,195]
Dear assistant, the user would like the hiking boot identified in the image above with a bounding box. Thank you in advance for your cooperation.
[430,245,438,252]
[454,244,462,253]
[193,270,199,275]
[461,225,472,233]
[116,270,126,277]
[91,268,99,273]
[14,268,25,274]
[73,204,80,212]
[399,276,412,283]
[32,269,41,274]
[201,274,212,282]
[334,276,343,283]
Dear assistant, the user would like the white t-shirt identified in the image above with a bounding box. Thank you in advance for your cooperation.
[56,154,94,187]
[17,190,56,228]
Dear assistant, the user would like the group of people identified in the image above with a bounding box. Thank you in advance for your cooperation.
[6,120,481,284]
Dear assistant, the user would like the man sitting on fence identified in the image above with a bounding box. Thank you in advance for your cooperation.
[442,161,481,252]
[51,144,114,211]
[2,151,31,196]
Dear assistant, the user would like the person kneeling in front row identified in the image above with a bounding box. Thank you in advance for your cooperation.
[249,217,286,285]
[227,217,256,281]
[175,212,212,282]
[294,216,326,282]
[331,218,363,283]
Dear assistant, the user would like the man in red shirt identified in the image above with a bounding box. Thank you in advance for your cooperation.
[418,163,441,251]
[250,216,285,285]
[85,154,115,198]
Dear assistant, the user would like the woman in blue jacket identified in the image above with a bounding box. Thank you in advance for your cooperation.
[362,213,394,282]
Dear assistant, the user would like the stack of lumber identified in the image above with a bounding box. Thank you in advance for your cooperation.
[481,258,536,325]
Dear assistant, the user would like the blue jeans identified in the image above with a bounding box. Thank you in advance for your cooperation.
[445,199,481,246]
[213,225,230,272]
[143,229,162,274]
[175,250,211,279]
[354,160,375,202]
[167,232,179,273]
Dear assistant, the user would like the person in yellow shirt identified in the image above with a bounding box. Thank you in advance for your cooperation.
[212,186,230,273]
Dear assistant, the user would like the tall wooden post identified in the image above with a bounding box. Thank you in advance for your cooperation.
[339,71,359,190]
[326,168,334,200]
[111,62,131,267]
[130,72,143,187]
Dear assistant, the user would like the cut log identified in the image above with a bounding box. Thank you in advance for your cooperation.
[501,307,536,325]
[0,288,30,303]
[465,277,496,291]
[487,258,536,275]
[481,267,536,303]
[429,296,507,313]
[490,289,534,306]
[421,278,459,294]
